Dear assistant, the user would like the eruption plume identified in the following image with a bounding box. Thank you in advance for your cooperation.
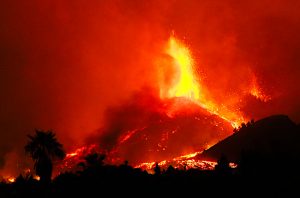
[162,35,200,100]
[160,35,246,127]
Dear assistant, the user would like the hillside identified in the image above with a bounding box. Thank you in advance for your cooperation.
[199,115,300,163]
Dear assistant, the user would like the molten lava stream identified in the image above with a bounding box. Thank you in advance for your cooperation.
[135,151,238,173]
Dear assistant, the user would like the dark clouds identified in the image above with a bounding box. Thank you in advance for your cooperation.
[1,0,300,174]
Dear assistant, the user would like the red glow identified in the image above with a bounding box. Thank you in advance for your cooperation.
[135,152,238,173]
[58,34,271,172]
[7,177,15,183]
[158,35,248,128]
[3,0,300,178]
[250,75,271,102]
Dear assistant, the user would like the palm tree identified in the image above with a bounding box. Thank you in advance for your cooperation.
[25,130,66,184]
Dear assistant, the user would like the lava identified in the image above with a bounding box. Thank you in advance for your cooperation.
[160,35,246,127]
[164,36,200,100]
[57,34,269,174]
[135,152,238,173]
[106,35,270,169]
[7,177,15,183]
[61,145,237,175]
[2,1,300,181]
[57,144,98,174]
[250,75,271,102]
[65,145,96,159]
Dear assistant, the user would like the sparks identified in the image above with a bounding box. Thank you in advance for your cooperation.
[250,75,271,102]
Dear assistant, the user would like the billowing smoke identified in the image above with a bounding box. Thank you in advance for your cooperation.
[94,88,233,163]
[1,0,300,175]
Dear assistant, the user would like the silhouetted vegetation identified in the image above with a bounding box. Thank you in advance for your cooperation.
[1,115,300,197]
[215,154,230,176]
[24,130,66,185]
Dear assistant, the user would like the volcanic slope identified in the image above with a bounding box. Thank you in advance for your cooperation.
[199,115,300,163]
[103,96,234,164]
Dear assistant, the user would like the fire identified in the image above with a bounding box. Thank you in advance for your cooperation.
[161,35,245,128]
[56,34,268,174]
[135,151,238,172]
[65,145,96,158]
[172,151,202,160]
[33,175,40,181]
[165,36,200,100]
[66,152,78,158]
[57,144,98,173]
[7,177,15,183]
[118,127,146,145]
[250,75,271,102]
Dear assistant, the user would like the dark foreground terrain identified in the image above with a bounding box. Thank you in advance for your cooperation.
[1,115,300,197]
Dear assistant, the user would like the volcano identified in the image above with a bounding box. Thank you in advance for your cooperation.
[57,92,236,174]
[58,35,272,173]
[101,94,234,164]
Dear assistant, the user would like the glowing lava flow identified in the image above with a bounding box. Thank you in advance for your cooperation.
[135,151,237,173]
[161,35,245,128]
[7,177,15,183]
[58,144,98,172]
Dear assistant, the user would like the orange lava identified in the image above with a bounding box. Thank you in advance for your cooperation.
[7,177,15,183]
[159,35,247,128]
[135,151,237,173]
[250,75,271,102]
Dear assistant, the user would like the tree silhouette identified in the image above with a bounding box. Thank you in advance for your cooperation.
[84,152,106,168]
[154,162,161,175]
[25,130,65,184]
[215,154,231,176]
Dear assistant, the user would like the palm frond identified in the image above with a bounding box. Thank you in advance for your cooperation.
[24,129,66,162]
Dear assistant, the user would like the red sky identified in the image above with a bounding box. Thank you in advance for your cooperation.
[1,0,300,174]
